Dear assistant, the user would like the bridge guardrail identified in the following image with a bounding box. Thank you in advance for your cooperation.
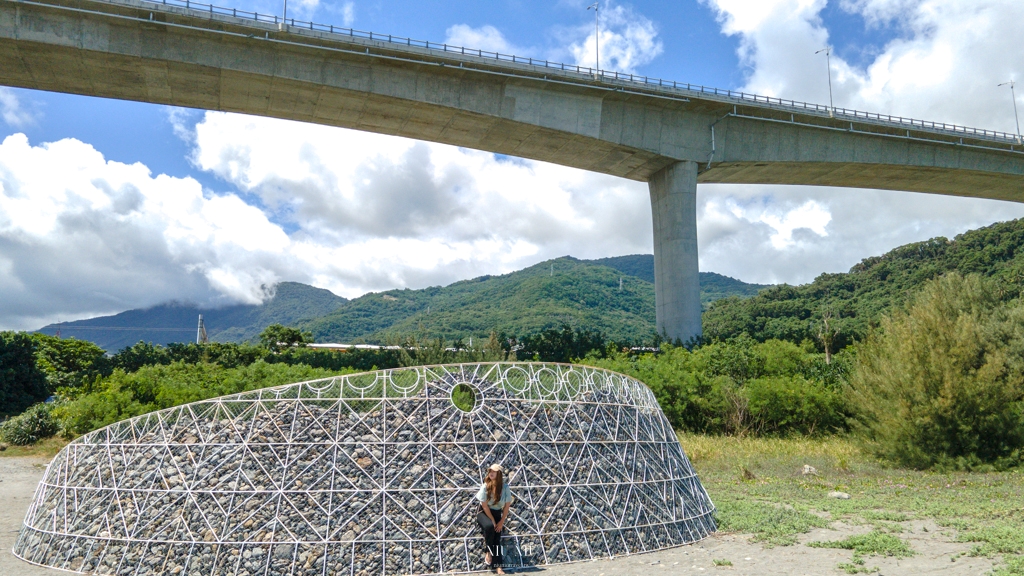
[53,0,1024,147]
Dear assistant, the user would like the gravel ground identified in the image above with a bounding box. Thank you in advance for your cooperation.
[1,456,998,576]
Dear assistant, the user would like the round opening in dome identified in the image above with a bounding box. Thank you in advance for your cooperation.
[451,382,480,412]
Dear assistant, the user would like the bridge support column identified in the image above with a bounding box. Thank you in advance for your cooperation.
[649,161,702,344]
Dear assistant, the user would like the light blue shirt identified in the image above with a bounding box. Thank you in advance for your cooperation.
[476,482,513,508]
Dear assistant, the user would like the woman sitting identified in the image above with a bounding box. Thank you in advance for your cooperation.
[476,463,513,573]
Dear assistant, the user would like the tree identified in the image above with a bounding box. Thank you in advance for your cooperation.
[31,334,110,393]
[0,332,50,415]
[848,273,1024,469]
[816,306,840,365]
[517,325,607,363]
[111,341,171,373]
[259,324,314,352]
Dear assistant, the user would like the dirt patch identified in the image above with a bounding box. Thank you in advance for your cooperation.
[0,457,60,576]
[0,457,1000,576]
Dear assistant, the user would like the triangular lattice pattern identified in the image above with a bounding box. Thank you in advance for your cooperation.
[14,363,716,575]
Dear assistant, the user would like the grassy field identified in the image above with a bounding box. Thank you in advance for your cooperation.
[684,434,1024,574]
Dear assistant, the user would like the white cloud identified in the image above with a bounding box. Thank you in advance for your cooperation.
[697,185,1024,285]
[165,106,201,143]
[340,1,354,27]
[0,88,36,128]
[703,0,1024,132]
[567,2,664,73]
[0,133,305,329]
[190,112,652,286]
[444,25,521,55]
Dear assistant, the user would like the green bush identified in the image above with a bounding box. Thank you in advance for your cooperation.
[54,361,353,437]
[0,403,58,445]
[584,337,848,435]
[745,376,845,436]
[848,273,1024,469]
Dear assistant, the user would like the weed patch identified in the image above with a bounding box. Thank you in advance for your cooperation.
[808,530,914,557]
[837,555,878,574]
[861,511,910,522]
[715,497,829,546]
[992,554,1024,576]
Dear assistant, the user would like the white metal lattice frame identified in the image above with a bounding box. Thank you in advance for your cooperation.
[14,362,716,576]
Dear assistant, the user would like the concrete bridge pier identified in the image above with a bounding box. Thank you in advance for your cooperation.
[649,161,702,344]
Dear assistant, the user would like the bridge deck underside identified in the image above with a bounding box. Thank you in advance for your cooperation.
[700,162,1024,202]
[0,30,676,180]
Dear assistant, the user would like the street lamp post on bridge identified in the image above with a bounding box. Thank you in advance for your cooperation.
[588,2,599,77]
[999,80,1022,143]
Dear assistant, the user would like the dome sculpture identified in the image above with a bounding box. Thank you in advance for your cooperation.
[15,362,716,575]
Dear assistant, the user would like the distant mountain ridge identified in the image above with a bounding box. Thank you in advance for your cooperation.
[36,256,767,350]
[36,283,347,352]
[304,256,770,344]
[590,255,767,301]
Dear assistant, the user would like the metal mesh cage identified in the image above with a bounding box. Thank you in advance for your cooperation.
[14,362,716,575]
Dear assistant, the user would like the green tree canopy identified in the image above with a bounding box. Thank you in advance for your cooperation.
[259,324,314,352]
[31,334,110,394]
[0,331,50,415]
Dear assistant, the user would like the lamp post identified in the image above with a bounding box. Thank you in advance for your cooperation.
[999,80,1022,143]
[587,2,599,77]
[815,46,834,116]
[282,0,288,25]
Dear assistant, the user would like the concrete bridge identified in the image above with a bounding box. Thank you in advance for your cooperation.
[3,0,1024,343]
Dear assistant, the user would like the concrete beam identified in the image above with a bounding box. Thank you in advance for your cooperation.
[2,0,1024,197]
[649,162,701,344]
[702,115,1024,201]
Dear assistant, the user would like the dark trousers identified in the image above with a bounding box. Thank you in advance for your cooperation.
[477,507,505,567]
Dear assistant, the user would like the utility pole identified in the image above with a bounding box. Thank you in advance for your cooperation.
[587,2,599,76]
[281,0,288,27]
[999,80,1022,143]
[815,46,834,116]
[196,314,208,345]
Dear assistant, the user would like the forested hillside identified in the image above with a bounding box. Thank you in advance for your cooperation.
[304,257,766,344]
[704,218,1024,348]
[590,254,768,301]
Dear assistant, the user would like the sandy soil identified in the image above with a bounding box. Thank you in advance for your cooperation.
[0,456,999,576]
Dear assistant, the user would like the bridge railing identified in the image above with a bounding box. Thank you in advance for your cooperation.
[104,0,1024,146]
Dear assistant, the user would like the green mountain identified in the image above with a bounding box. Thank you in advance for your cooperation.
[590,255,767,301]
[304,256,768,343]
[36,256,767,350]
[704,218,1024,349]
[36,283,347,352]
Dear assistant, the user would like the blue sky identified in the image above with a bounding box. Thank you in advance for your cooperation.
[2,0,1023,330]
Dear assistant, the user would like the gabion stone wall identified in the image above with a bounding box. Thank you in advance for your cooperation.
[15,363,715,575]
